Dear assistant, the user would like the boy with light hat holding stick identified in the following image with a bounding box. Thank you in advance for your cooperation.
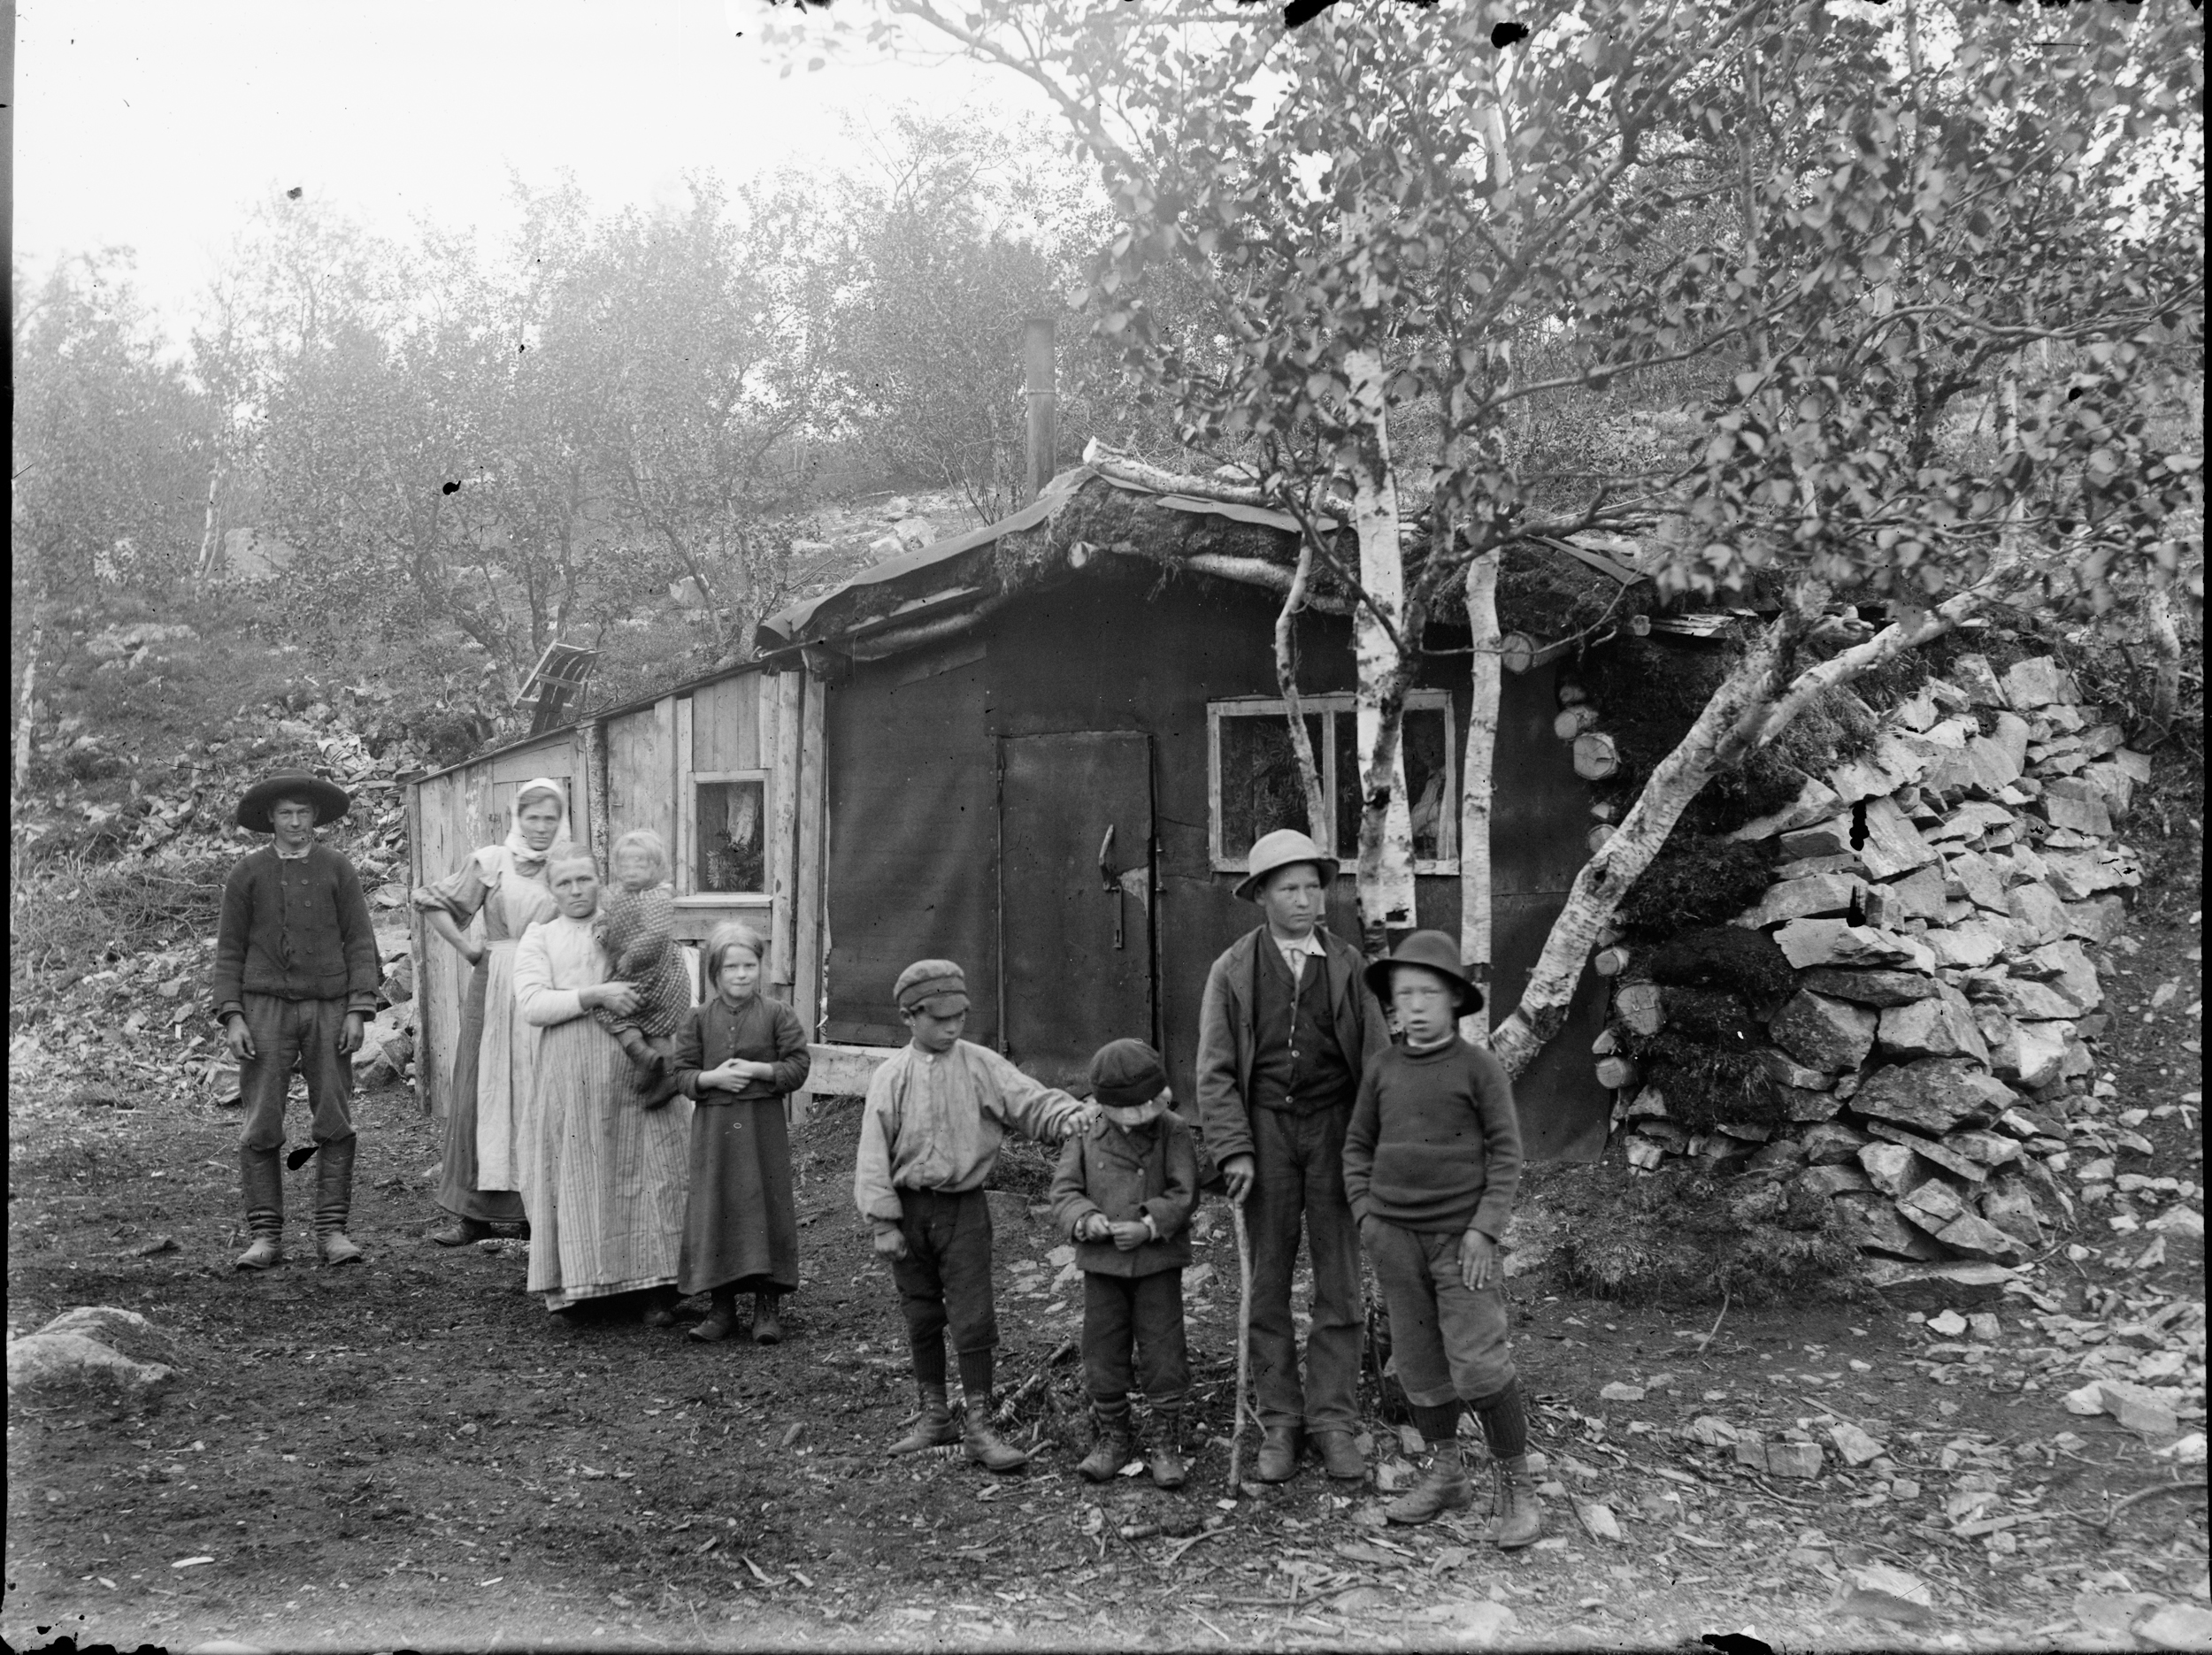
[1344,930,1540,1544]
[855,959,1098,1471]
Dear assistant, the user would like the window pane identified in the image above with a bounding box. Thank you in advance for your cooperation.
[1218,712,1323,863]
[1404,708,1450,862]
[698,778,766,893]
[1335,708,1452,862]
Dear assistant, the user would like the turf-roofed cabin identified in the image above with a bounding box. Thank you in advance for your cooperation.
[408,465,1651,1160]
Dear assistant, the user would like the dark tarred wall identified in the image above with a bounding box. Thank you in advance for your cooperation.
[820,560,1611,1160]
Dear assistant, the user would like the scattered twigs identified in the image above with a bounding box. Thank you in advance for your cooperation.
[2101,1479,2208,1529]
[1163,1529,1226,1568]
[1695,1288,1732,1356]
[994,1338,1078,1428]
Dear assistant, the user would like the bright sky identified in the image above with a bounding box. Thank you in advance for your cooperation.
[13,0,1043,334]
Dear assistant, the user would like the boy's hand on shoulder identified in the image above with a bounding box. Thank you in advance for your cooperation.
[1063,1102,1101,1139]
[1108,1220,1149,1252]
[1460,1228,1499,1291]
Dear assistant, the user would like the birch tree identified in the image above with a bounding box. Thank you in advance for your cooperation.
[800,0,2200,1073]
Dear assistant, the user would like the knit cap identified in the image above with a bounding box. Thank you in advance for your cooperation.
[895,958,970,1016]
[1087,1038,1168,1109]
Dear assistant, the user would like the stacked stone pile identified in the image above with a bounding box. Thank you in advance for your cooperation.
[1610,650,2166,1278]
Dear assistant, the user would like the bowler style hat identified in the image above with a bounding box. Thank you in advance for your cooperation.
[1233,827,1340,903]
[1087,1038,1168,1108]
[235,770,353,834]
[895,958,971,1018]
[1363,929,1484,1015]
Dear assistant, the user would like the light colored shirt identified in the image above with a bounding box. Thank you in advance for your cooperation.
[512,912,605,1027]
[1268,925,1326,983]
[853,1039,1088,1223]
[273,842,312,861]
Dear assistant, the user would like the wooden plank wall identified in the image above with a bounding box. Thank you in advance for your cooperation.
[606,699,677,860]
[792,665,829,1039]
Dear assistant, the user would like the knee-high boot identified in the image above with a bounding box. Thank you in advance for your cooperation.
[235,1145,285,1271]
[314,1137,364,1266]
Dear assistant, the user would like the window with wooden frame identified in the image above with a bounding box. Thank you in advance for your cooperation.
[686,770,770,897]
[1208,692,1458,875]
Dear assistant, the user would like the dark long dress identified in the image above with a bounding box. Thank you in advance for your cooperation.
[671,994,811,1297]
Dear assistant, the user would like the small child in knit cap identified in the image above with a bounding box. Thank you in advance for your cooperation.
[1343,930,1540,1545]
[591,830,693,1103]
[1049,1038,1203,1490]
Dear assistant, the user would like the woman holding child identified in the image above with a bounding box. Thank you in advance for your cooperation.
[513,848,694,1322]
[411,778,571,1247]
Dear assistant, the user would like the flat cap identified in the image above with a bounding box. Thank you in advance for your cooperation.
[895,958,970,1015]
[1087,1038,1168,1108]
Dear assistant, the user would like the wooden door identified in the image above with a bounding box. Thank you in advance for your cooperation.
[998,732,1156,1088]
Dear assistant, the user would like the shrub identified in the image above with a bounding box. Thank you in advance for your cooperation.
[1617,1028,1783,1134]
[1557,1168,1861,1306]
[1647,925,1798,1010]
[1617,836,1775,933]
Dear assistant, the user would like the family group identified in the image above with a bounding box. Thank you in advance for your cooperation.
[213,771,1540,1539]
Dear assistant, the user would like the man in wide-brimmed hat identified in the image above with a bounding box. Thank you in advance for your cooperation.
[211,770,380,1271]
[1195,827,1388,1484]
[1344,930,1540,1545]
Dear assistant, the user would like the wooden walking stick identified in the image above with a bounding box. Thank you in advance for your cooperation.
[1228,1199,1256,1493]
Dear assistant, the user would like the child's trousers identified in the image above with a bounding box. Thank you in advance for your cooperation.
[889,1187,998,1355]
[1363,1216,1517,1406]
[1081,1269,1188,1405]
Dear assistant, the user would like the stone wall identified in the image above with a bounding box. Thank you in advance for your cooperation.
[1608,649,2154,1290]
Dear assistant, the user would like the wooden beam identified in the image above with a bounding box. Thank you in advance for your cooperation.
[1615,982,1665,1037]
[1595,1054,1641,1092]
[1593,944,1632,977]
[770,667,803,990]
[406,776,431,1118]
[1572,731,1621,780]
[1554,705,1601,740]
[791,663,829,1042]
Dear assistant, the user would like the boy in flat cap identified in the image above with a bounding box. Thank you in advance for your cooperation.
[1344,931,1539,1544]
[1050,1038,1202,1489]
[211,770,380,1271]
[1195,827,1389,1483]
[855,959,1098,1471]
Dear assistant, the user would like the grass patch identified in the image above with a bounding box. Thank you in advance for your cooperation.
[1647,925,1798,1011]
[1617,836,1775,934]
[1617,1028,1783,1134]
[986,1135,1063,1202]
[1556,1168,1861,1306]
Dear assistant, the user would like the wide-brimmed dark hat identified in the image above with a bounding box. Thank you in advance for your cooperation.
[236,771,352,834]
[1363,930,1483,1014]
[1233,827,1340,903]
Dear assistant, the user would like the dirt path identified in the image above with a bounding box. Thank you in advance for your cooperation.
[6,893,2202,1652]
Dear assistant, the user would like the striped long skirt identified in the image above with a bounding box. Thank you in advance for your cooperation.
[526,1019,691,1312]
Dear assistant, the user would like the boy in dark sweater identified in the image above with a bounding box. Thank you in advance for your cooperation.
[211,771,380,1272]
[1343,931,1540,1544]
[1049,1039,1201,1489]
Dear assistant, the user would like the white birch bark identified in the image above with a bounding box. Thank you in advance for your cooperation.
[1273,538,1330,839]
[1458,548,1502,1045]
[1344,345,1416,943]
[1489,612,1796,1078]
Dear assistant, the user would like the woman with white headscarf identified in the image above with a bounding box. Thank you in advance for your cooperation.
[411,777,572,1246]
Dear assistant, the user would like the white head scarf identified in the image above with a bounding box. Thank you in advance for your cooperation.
[503,778,572,875]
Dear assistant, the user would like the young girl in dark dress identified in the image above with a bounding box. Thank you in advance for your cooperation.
[669,921,811,1343]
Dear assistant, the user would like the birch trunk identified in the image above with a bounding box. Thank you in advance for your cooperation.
[1458,548,1502,1046]
[2144,584,2182,739]
[1273,537,1330,839]
[13,620,45,799]
[1489,611,1797,1078]
[1344,346,1416,951]
[192,462,226,594]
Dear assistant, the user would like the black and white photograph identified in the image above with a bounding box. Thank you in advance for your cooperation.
[6,0,2205,1648]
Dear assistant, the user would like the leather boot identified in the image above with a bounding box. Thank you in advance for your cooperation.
[1145,1404,1187,1490]
[640,1285,680,1327]
[1255,1424,1302,1483]
[430,1217,493,1248]
[963,1414,1032,1473]
[751,1291,783,1345]
[689,1287,739,1343]
[1077,1401,1134,1483]
[1490,1454,1544,1550]
[313,1137,364,1266]
[1386,1452,1475,1525]
[1314,1429,1367,1482]
[889,1383,958,1455]
[235,1145,285,1270]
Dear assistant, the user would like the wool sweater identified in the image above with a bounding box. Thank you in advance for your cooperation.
[1342,1036,1523,1241]
[210,845,380,1019]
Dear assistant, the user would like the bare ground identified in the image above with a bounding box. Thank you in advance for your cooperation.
[5,886,2203,1654]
